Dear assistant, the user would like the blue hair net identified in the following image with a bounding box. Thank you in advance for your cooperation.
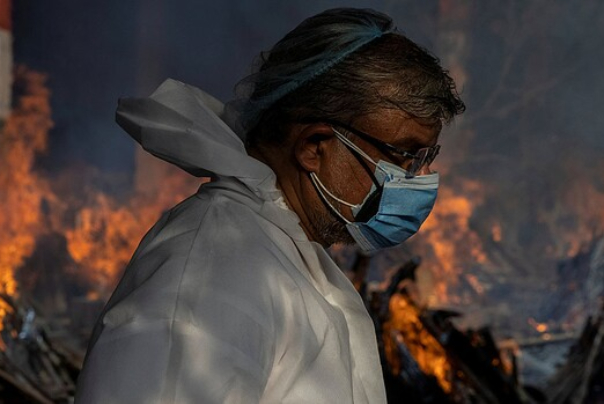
[225,8,394,138]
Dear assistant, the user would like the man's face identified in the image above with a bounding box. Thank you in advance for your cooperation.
[305,108,442,246]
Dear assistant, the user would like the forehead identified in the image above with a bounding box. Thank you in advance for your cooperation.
[352,108,442,148]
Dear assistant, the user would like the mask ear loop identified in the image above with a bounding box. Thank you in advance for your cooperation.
[332,128,386,188]
[310,172,352,224]
[331,127,387,222]
[308,127,388,226]
[310,172,356,208]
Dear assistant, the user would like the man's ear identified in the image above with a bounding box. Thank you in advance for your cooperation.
[293,123,335,173]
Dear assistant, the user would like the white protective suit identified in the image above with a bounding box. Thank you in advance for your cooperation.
[74,79,387,404]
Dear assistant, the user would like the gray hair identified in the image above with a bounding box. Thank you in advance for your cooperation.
[226,8,465,148]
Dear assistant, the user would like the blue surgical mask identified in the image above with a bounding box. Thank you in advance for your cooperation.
[310,129,439,253]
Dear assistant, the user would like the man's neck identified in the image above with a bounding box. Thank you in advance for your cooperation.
[247,145,327,246]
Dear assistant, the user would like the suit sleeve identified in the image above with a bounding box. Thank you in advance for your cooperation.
[75,297,273,404]
[74,191,279,404]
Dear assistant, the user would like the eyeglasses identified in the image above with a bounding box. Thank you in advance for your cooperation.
[306,118,440,177]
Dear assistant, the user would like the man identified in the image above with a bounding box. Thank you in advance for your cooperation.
[75,8,464,404]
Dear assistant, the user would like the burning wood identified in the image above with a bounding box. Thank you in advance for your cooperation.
[366,257,542,403]
[0,294,80,403]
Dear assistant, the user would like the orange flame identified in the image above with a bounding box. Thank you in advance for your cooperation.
[412,180,489,305]
[65,181,201,296]
[491,223,502,243]
[528,317,549,334]
[384,293,451,392]
[0,65,202,323]
[0,66,53,298]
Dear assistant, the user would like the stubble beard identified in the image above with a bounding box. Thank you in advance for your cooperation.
[311,207,355,246]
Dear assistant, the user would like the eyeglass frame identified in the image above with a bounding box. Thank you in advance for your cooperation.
[298,117,440,177]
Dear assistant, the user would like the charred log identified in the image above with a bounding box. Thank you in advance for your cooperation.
[0,294,80,403]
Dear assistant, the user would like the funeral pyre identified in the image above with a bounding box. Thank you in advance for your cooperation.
[1,65,603,402]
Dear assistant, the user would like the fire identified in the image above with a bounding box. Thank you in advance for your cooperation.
[412,179,489,305]
[0,66,52,300]
[546,173,604,258]
[0,64,201,322]
[65,182,200,296]
[65,193,150,294]
[384,292,451,392]
[528,317,549,334]
[491,223,502,242]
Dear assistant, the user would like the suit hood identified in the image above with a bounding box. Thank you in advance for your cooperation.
[115,78,278,199]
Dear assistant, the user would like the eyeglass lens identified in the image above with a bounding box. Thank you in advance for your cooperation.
[408,146,439,176]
